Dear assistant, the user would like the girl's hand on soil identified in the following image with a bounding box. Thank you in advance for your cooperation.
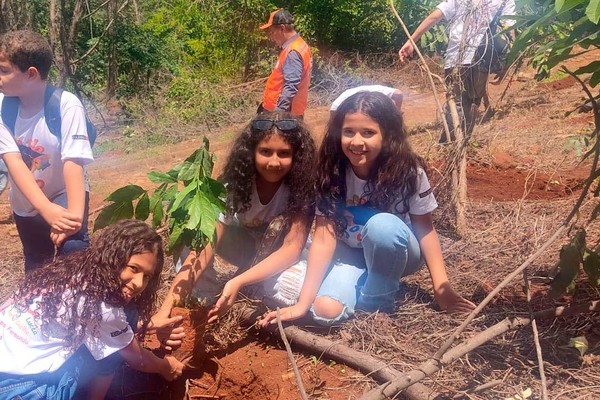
[207,280,240,323]
[436,286,476,315]
[258,304,308,327]
[162,356,184,381]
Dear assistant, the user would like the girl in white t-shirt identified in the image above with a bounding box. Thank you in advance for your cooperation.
[260,92,476,326]
[0,220,184,399]
[156,112,316,324]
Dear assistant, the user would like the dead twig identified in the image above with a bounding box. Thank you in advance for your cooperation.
[276,308,309,400]
[361,300,600,400]
[523,269,548,400]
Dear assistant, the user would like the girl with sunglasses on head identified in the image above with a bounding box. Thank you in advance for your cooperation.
[0,220,184,400]
[156,112,316,323]
[260,92,475,327]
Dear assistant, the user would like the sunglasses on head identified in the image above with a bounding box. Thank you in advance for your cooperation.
[251,119,299,132]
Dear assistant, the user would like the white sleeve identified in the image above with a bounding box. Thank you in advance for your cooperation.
[436,0,456,20]
[0,123,19,156]
[59,92,94,164]
[408,169,438,215]
[500,0,517,27]
[83,304,134,360]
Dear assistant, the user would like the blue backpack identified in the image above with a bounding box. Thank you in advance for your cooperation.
[0,85,97,146]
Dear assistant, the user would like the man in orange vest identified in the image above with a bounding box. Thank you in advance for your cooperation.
[259,9,312,117]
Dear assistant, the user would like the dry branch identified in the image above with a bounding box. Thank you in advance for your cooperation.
[360,300,600,400]
[433,63,600,360]
[276,308,308,400]
[237,308,436,400]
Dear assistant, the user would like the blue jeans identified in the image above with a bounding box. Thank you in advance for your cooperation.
[0,346,90,400]
[14,191,90,273]
[311,212,424,325]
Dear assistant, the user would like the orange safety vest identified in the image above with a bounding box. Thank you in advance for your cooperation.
[262,36,312,116]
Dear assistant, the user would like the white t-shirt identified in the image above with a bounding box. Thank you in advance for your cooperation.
[221,182,290,229]
[332,167,438,248]
[0,294,133,375]
[437,0,516,69]
[0,91,94,216]
[330,85,398,111]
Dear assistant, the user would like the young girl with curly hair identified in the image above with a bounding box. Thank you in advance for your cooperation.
[0,220,184,399]
[261,92,475,326]
[157,111,316,323]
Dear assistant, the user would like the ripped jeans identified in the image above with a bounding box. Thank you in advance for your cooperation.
[264,212,424,325]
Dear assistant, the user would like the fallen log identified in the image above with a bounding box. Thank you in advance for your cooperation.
[236,307,438,400]
[360,300,600,400]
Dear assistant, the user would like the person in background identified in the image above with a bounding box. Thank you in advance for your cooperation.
[0,30,93,271]
[398,0,516,141]
[258,9,312,118]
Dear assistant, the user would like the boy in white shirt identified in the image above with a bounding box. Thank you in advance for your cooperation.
[0,30,94,271]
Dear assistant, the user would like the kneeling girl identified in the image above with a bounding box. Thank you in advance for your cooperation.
[261,92,475,326]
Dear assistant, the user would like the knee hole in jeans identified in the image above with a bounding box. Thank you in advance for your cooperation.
[313,296,345,320]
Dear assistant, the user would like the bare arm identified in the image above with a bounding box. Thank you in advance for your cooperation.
[63,160,86,221]
[260,216,337,325]
[2,152,81,231]
[398,9,445,62]
[156,222,225,318]
[410,213,475,313]
[208,214,311,322]
[118,337,184,381]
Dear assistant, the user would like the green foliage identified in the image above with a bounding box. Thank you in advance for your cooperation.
[508,0,600,84]
[550,229,600,296]
[95,137,226,254]
[510,1,600,297]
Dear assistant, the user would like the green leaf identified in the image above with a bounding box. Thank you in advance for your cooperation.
[583,249,600,285]
[148,171,177,183]
[186,193,203,230]
[169,182,196,213]
[135,192,150,221]
[152,196,164,228]
[177,161,199,182]
[555,0,585,13]
[105,185,145,202]
[94,201,134,231]
[590,70,600,87]
[569,336,589,356]
[168,222,184,251]
[549,243,582,297]
[198,192,218,240]
[573,60,600,74]
[586,0,600,23]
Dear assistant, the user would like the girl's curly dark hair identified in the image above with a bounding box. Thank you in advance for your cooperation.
[220,112,316,219]
[317,91,425,234]
[13,220,164,351]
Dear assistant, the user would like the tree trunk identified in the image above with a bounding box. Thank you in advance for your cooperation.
[49,0,67,85]
[106,0,118,98]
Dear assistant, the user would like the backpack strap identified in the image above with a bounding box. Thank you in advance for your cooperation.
[0,95,20,135]
[44,84,63,142]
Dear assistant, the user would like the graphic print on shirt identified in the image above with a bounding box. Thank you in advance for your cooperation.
[16,138,51,189]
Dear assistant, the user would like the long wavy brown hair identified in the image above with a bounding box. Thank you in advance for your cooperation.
[12,220,164,351]
[317,91,425,234]
[221,112,316,219]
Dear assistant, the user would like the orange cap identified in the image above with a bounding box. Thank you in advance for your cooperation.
[259,8,294,30]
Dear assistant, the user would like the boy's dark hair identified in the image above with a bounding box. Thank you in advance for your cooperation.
[13,220,164,351]
[221,112,316,219]
[317,91,425,235]
[0,30,53,79]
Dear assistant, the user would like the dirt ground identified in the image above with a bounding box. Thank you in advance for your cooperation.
[1,51,600,399]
